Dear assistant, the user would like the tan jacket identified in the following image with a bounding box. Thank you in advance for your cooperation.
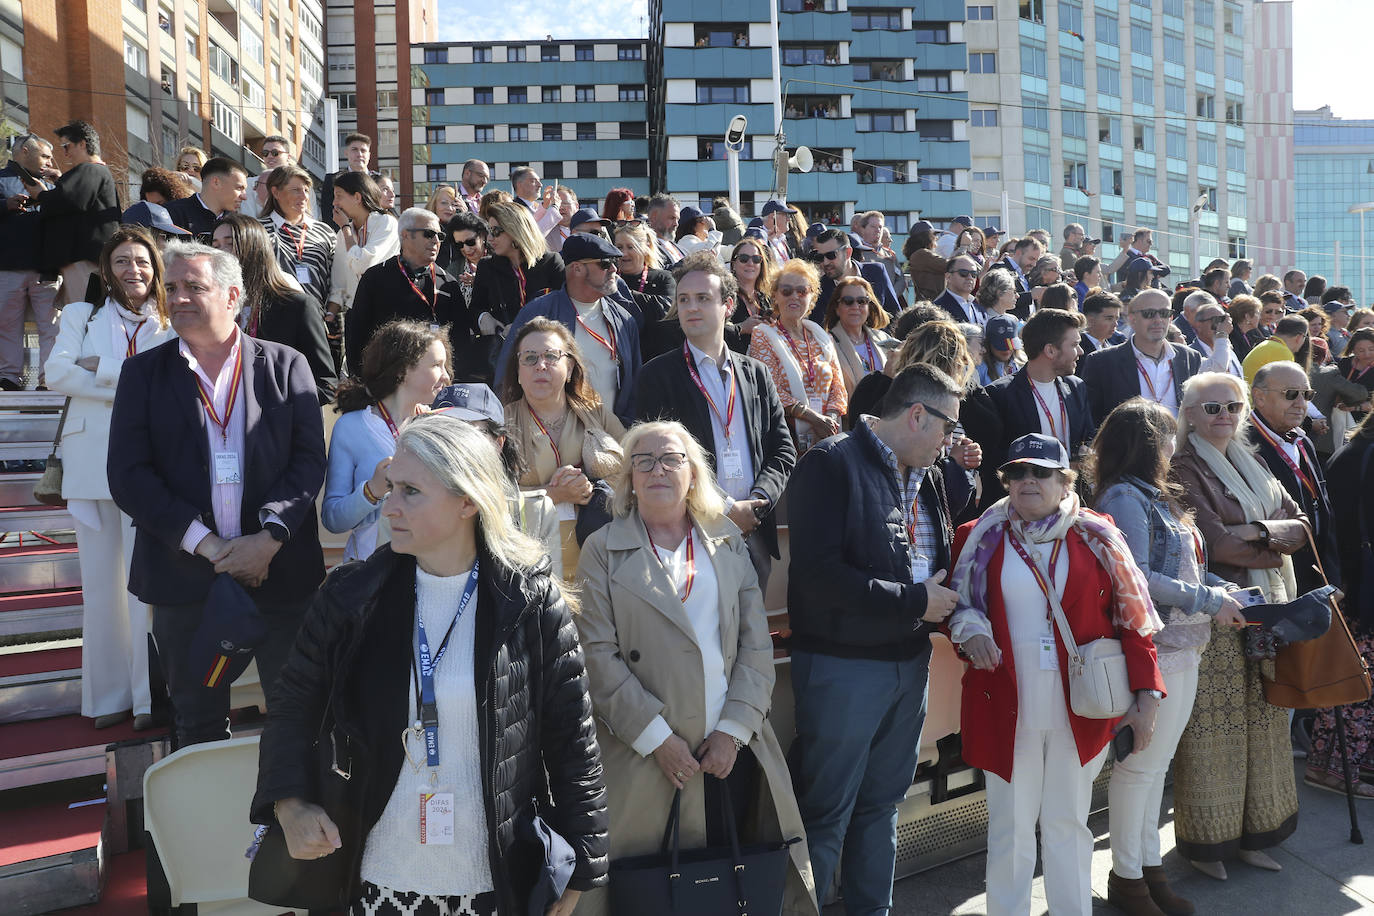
[574,510,818,916]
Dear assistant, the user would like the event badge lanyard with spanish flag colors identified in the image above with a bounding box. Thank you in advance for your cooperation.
[683,342,744,480]
[194,345,245,485]
[404,561,479,845]
[646,525,696,602]
[1006,530,1064,672]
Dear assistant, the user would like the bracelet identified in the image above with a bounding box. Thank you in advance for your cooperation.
[1254,520,1270,547]
[363,481,380,505]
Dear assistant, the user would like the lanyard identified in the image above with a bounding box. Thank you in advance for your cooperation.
[1006,530,1064,620]
[862,335,879,374]
[1252,419,1318,500]
[529,408,564,467]
[398,259,438,320]
[645,525,695,602]
[683,343,737,442]
[575,310,618,362]
[410,562,480,769]
[637,268,648,292]
[1029,380,1069,448]
[194,344,244,446]
[375,401,401,440]
[515,265,527,308]
[778,324,817,388]
[1135,353,1175,403]
[280,220,307,262]
[1349,362,1374,383]
[123,319,147,358]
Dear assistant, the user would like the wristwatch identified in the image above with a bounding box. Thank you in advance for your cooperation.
[264,521,290,543]
[1138,689,1164,700]
[732,736,746,751]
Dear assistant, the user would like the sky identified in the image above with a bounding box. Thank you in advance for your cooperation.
[440,0,1373,120]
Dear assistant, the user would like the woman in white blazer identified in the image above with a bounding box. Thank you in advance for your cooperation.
[326,170,399,334]
[46,226,177,729]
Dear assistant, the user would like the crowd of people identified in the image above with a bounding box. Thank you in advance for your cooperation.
[4,120,1373,916]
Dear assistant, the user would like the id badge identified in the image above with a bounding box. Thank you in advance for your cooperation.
[556,502,576,522]
[1039,636,1059,671]
[720,447,745,480]
[910,553,930,584]
[419,790,455,845]
[294,263,311,286]
[808,395,824,415]
[214,451,242,485]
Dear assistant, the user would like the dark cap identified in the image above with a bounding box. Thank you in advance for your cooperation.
[431,383,505,426]
[847,231,873,252]
[1243,585,1336,644]
[123,201,191,235]
[190,573,266,689]
[559,233,622,263]
[951,215,973,227]
[746,216,766,229]
[912,219,935,234]
[1084,237,1101,245]
[743,226,767,242]
[568,208,611,231]
[1001,433,1070,471]
[985,314,1018,353]
[761,199,797,216]
[983,226,1005,237]
[679,205,706,224]
[805,222,829,240]
[1324,300,1353,314]
[1129,256,1170,276]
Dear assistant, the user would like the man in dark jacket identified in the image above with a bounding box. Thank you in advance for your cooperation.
[163,156,249,238]
[22,120,119,309]
[810,228,902,318]
[636,252,796,590]
[1080,288,1201,424]
[787,363,963,914]
[109,242,325,747]
[0,134,60,389]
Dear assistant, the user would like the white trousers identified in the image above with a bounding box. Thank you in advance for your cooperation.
[985,726,1108,916]
[1108,659,1200,877]
[74,499,152,717]
[0,268,61,384]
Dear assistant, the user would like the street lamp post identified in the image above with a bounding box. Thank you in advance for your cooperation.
[1349,203,1374,306]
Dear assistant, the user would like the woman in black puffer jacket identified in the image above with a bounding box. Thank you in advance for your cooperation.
[251,413,607,916]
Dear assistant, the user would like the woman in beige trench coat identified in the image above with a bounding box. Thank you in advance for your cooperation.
[574,420,818,916]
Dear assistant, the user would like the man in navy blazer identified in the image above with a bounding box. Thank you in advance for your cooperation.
[933,253,986,325]
[984,308,1095,502]
[109,242,325,747]
[810,228,902,318]
[1080,287,1201,425]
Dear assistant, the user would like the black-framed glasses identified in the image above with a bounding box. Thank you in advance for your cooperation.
[734,253,762,264]
[517,349,566,368]
[777,285,809,298]
[1132,308,1171,320]
[839,295,871,307]
[1257,387,1316,402]
[614,218,643,228]
[920,402,959,436]
[406,228,441,240]
[1003,464,1056,481]
[582,258,616,271]
[1199,401,1246,415]
[455,236,482,248]
[948,268,977,279]
[630,452,688,473]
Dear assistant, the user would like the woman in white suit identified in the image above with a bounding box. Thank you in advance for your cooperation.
[46,226,177,729]
[326,170,399,332]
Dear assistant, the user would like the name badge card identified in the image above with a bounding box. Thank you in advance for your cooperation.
[720,447,745,480]
[294,264,311,287]
[214,452,242,485]
[1039,636,1059,671]
[419,790,455,845]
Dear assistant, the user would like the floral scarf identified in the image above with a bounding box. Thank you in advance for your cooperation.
[950,491,1164,637]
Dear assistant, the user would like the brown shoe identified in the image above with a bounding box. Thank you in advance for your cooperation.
[1142,865,1195,916]
[1108,870,1167,916]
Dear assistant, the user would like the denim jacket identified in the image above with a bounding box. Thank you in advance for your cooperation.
[1097,476,1233,619]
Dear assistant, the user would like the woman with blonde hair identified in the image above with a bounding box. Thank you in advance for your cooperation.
[575,420,818,916]
[470,200,565,339]
[424,184,459,226]
[822,275,893,395]
[613,221,674,322]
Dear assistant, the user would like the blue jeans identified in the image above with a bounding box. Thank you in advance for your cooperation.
[790,647,931,916]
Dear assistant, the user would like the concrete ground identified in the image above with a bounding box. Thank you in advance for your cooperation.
[826,761,1374,915]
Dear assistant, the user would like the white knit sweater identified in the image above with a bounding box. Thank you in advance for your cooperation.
[359,565,493,895]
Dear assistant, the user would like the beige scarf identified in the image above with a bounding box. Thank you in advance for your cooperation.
[829,326,888,395]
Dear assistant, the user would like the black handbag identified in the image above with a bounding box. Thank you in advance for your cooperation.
[608,788,796,916]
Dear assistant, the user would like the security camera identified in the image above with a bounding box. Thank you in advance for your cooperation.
[1192,194,1209,214]
[725,115,747,148]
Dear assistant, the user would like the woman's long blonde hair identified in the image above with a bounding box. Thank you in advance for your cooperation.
[609,421,725,523]
[487,200,547,269]
[1175,371,1251,454]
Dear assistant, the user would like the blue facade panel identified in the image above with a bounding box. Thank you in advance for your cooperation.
[663,47,773,78]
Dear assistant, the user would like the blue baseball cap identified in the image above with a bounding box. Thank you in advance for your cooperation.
[123,200,191,235]
[761,199,797,217]
[1001,433,1070,471]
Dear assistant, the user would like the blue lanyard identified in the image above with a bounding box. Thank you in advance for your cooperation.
[412,561,480,768]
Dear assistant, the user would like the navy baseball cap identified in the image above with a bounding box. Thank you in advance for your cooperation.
[743,226,767,242]
[983,226,1006,238]
[761,199,797,217]
[805,222,829,241]
[432,383,505,426]
[679,205,705,224]
[190,573,266,689]
[1001,433,1070,471]
[912,219,935,234]
[560,233,622,263]
[985,314,1018,354]
[1129,257,1171,276]
[951,215,973,227]
[568,208,611,231]
[123,200,191,235]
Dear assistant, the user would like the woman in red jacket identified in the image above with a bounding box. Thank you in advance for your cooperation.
[947,434,1165,916]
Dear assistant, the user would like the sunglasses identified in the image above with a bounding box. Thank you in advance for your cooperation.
[816,250,843,261]
[1201,314,1231,325]
[777,285,809,298]
[1003,464,1056,480]
[488,225,506,237]
[581,259,617,271]
[839,295,871,307]
[407,228,441,240]
[630,452,688,473]
[1257,387,1316,402]
[614,219,643,228]
[948,268,977,279]
[920,402,959,436]
[1199,401,1246,415]
[455,236,482,248]
[517,349,566,368]
[1132,308,1171,320]
[734,253,763,264]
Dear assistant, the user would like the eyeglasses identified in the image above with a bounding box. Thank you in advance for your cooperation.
[406,228,441,240]
[614,219,643,228]
[488,225,506,238]
[1002,464,1056,481]
[455,236,482,248]
[734,253,763,264]
[816,249,843,261]
[60,142,72,151]
[1132,308,1171,320]
[630,452,688,473]
[262,148,287,158]
[581,259,616,271]
[777,285,809,298]
[1257,387,1316,402]
[517,349,566,368]
[1199,401,1246,415]
[839,295,871,307]
[920,402,959,436]
[1201,314,1231,325]
[948,268,977,279]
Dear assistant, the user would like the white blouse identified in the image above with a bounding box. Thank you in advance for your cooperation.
[1000,534,1073,733]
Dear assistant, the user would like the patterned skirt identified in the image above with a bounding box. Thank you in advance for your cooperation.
[1305,632,1374,778]
[351,882,497,916]
[1170,624,1299,861]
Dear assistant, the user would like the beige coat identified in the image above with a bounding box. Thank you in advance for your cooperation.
[574,510,818,916]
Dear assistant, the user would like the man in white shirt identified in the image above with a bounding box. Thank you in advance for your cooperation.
[511,166,559,235]
[1191,295,1242,377]
[934,215,973,259]
[760,199,797,264]
[1081,287,1201,423]
[934,254,985,326]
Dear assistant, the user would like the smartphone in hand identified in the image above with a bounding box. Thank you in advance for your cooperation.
[1113,725,1135,762]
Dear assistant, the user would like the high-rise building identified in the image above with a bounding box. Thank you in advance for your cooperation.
[965,0,1261,274]
[2,0,329,193]
[408,39,652,209]
[649,0,972,231]
[1295,107,1374,305]
[1245,0,1293,279]
[325,0,437,208]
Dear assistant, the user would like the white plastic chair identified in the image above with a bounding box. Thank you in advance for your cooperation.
[142,734,297,915]
[230,659,267,714]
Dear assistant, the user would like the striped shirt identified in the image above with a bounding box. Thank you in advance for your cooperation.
[262,212,336,312]
[859,416,938,583]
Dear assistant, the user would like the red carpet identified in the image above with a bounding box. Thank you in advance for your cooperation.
[0,645,80,678]
[0,797,103,867]
[0,713,160,762]
[0,587,81,613]
[63,847,147,916]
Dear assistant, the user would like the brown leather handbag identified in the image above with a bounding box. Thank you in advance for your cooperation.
[1263,524,1372,709]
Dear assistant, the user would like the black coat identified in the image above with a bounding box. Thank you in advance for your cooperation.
[253,289,337,404]
[1076,330,1127,375]
[635,346,796,559]
[1080,340,1201,426]
[469,252,566,329]
[1248,420,1340,594]
[33,161,119,270]
[251,547,609,912]
[620,268,675,328]
[345,256,466,373]
[1326,434,1374,633]
[983,367,1096,457]
[164,194,221,239]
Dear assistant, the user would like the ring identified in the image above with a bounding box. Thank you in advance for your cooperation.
[674,770,685,780]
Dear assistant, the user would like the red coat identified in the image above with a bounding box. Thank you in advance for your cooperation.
[951,521,1165,782]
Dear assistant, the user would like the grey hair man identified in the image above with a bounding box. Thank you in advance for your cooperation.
[0,134,61,388]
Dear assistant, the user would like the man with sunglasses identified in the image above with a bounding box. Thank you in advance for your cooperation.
[0,134,59,390]
[934,253,984,326]
[810,227,901,320]
[458,158,489,214]
[1081,288,1201,424]
[1190,294,1243,377]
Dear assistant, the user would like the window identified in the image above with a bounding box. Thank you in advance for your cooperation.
[1025,152,1051,184]
[913,23,950,42]
[1064,160,1087,191]
[1197,2,1216,27]
[1196,42,1214,74]
[1166,128,1187,159]
[1135,170,1157,202]
[973,171,1001,181]
[1163,0,1184,16]
[1228,236,1247,259]
[1163,32,1184,65]
[1131,24,1152,55]
[699,139,754,161]
[424,48,448,64]
[577,161,598,178]
[1059,1,1082,34]
[1060,51,1083,87]
[855,112,907,132]
[475,126,494,142]
[620,122,647,139]
[425,88,444,105]
[1132,71,1153,104]
[1021,43,1047,79]
[575,45,593,61]
[1168,179,1189,207]
[301,53,324,87]
[509,126,528,141]
[124,36,148,74]
[126,103,150,142]
[208,41,237,83]
[918,169,954,189]
[507,46,526,62]
[377,90,398,109]
[851,10,903,30]
[1226,141,1245,171]
[1019,0,1045,23]
[328,52,354,72]
[241,27,264,65]
[1165,80,1185,114]
[474,87,494,104]
[1133,122,1154,152]
[970,53,996,74]
[578,123,598,140]
[186,31,199,59]
[1096,13,1118,46]
[618,44,642,60]
[971,109,998,127]
[427,165,446,182]
[543,124,563,141]
[542,87,561,103]
[967,5,994,20]
[1225,53,1244,82]
[1098,63,1120,96]
[242,75,264,110]
[1197,93,1215,118]
[1226,98,1244,125]
[622,160,649,178]
[697,83,750,104]
[543,162,563,180]
[1197,137,1216,166]
[856,162,906,183]
[1224,5,1243,36]
[919,120,955,140]
[1100,166,1123,196]
[782,45,836,65]
[426,126,445,144]
[1198,184,1217,210]
[1098,115,1120,144]
[1062,108,1086,138]
[915,72,952,92]
[619,85,645,102]
[508,87,528,104]
[541,45,560,62]
[473,47,492,62]
[332,92,357,110]
[212,95,240,143]
[1023,93,1049,131]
